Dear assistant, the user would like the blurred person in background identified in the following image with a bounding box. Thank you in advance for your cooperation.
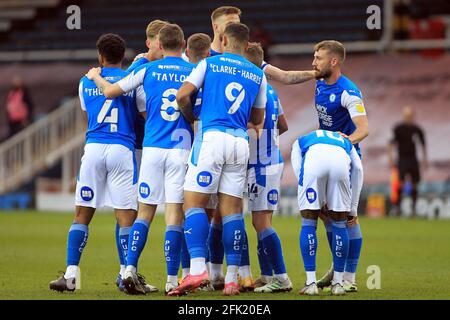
[388,106,427,217]
[249,21,273,61]
[6,76,34,138]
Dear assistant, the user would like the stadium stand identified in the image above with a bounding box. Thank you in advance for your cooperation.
[0,0,449,197]
[0,0,384,53]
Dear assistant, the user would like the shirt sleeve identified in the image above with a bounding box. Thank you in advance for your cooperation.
[185,59,207,89]
[117,67,146,93]
[261,60,269,70]
[135,85,146,113]
[79,80,86,111]
[350,147,364,216]
[253,74,267,109]
[341,89,366,118]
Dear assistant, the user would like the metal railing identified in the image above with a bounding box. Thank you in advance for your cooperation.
[0,97,85,194]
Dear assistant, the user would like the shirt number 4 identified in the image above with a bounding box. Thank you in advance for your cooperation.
[97,99,118,132]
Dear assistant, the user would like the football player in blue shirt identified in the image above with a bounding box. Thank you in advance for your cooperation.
[180,32,212,283]
[291,130,363,295]
[311,40,369,293]
[244,42,293,293]
[50,34,139,293]
[113,19,167,294]
[169,22,267,296]
[205,6,319,293]
[87,24,195,295]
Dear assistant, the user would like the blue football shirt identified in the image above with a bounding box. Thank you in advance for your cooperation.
[315,75,366,154]
[118,56,195,150]
[79,67,137,150]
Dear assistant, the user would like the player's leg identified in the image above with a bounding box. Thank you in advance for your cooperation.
[291,141,324,295]
[218,192,246,296]
[114,209,137,291]
[163,148,190,294]
[253,211,273,287]
[49,144,105,292]
[180,218,191,279]
[252,210,292,293]
[248,163,291,293]
[395,162,407,217]
[410,161,421,216]
[217,134,250,296]
[109,148,139,291]
[123,203,157,294]
[207,203,225,289]
[298,209,320,295]
[343,215,362,292]
[122,147,162,294]
[328,210,350,295]
[112,147,140,289]
[238,212,254,292]
[164,203,184,293]
[326,148,353,296]
[167,190,212,296]
[168,132,221,296]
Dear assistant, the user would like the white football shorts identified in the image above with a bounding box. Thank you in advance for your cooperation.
[291,142,351,212]
[247,162,284,211]
[75,143,138,210]
[184,131,249,198]
[138,147,189,205]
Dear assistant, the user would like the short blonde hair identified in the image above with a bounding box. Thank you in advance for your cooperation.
[146,19,169,39]
[245,42,264,67]
[314,40,346,62]
[211,6,241,22]
[159,24,184,51]
[188,33,211,54]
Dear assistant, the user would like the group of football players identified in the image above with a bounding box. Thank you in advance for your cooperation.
[49,5,368,297]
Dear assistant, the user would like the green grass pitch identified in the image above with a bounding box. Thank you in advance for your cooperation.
[0,211,449,300]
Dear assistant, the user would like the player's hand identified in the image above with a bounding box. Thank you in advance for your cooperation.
[347,215,358,227]
[86,67,101,80]
[337,131,350,140]
[318,205,331,224]
[312,69,320,78]
[133,52,146,62]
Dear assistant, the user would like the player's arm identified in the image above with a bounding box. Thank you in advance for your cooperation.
[86,67,124,98]
[78,81,88,129]
[87,66,146,99]
[177,60,206,123]
[250,75,267,127]
[388,130,397,168]
[263,64,317,85]
[177,83,197,123]
[348,115,369,144]
[135,85,147,118]
[277,99,288,135]
[341,90,369,144]
[417,127,428,170]
[349,147,364,217]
